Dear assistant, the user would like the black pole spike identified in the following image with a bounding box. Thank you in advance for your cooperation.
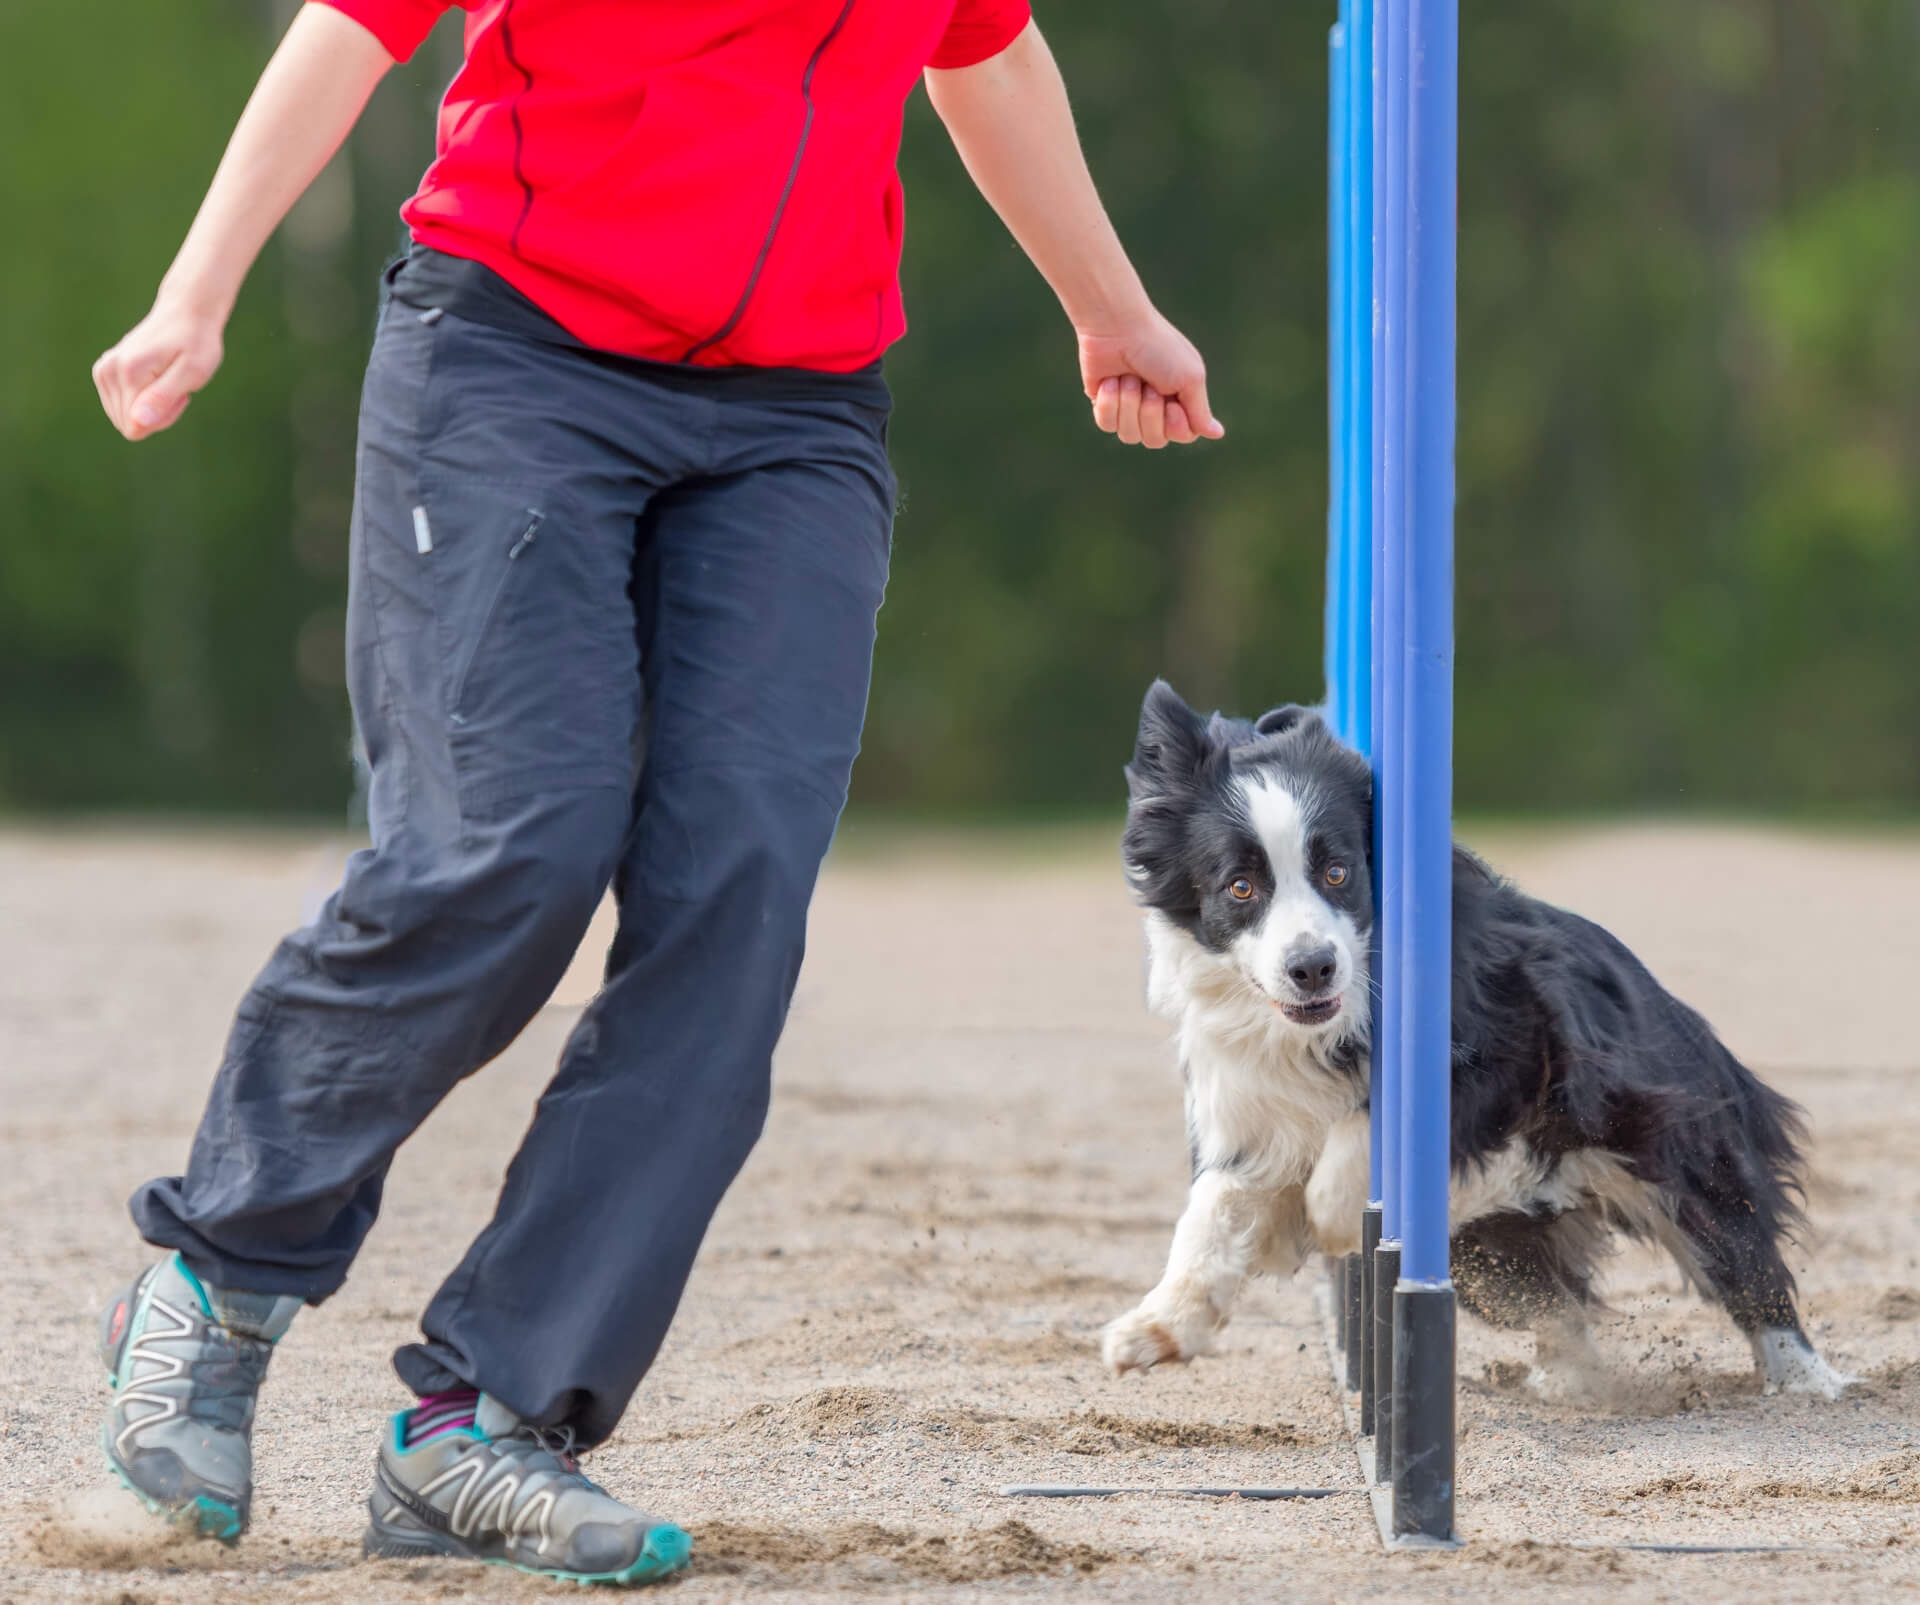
[1359,1204,1382,1435]
[1371,1238,1399,1483]
[1342,1253,1365,1390]
[1390,1281,1456,1541]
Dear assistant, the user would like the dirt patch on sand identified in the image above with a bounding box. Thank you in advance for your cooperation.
[1055,1411,1325,1452]
[1857,1357,1920,1398]
[700,1385,1032,1450]
[697,1389,1327,1457]
[27,1503,228,1574]
[1620,1451,1920,1509]
[1755,1450,1920,1504]
[691,1518,1118,1584]
[1873,1288,1920,1322]
[966,1330,1095,1366]
[716,1317,1110,1372]
[27,1488,352,1575]
[966,1269,1145,1303]
[1487,1540,1626,1577]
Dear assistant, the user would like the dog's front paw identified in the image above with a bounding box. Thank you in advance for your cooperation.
[1101,1305,1195,1376]
[1101,1293,1221,1376]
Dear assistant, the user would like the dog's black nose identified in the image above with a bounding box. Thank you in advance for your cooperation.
[1287,944,1339,992]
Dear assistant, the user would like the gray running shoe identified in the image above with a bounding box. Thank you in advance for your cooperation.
[99,1254,300,1543]
[363,1394,691,1585]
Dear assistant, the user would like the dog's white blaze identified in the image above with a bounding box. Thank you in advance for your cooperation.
[1228,775,1364,1015]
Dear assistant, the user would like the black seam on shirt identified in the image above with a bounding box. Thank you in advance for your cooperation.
[499,0,538,255]
[681,0,858,362]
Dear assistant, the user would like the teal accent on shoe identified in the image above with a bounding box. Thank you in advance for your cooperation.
[188,1493,246,1543]
[169,1253,216,1320]
[388,1408,483,1456]
[373,1520,691,1587]
[102,1444,243,1547]
[499,1523,692,1587]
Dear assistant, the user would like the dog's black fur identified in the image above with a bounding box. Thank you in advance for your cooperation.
[1439,834,1809,1336]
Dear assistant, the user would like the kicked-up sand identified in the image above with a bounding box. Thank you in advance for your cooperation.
[0,819,1915,1602]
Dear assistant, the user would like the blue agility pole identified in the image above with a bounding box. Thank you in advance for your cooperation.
[1350,0,1387,1441]
[1324,6,1375,753]
[1325,18,1350,743]
[1389,0,1457,1543]
[1341,0,1375,1407]
[1324,1,1376,1399]
[1341,0,1373,765]
[1324,13,1356,1386]
[1327,0,1456,1539]
[1370,0,1410,1490]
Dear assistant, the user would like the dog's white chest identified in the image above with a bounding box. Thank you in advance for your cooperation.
[1181,1024,1365,1187]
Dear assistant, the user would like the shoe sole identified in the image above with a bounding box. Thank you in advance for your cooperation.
[363,1511,692,1586]
[100,1440,244,1546]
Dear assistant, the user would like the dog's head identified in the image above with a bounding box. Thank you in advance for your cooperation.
[1123,680,1373,1037]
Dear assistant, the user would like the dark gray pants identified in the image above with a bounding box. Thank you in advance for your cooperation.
[133,290,894,1446]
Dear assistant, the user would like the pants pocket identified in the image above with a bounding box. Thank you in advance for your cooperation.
[418,475,639,814]
[444,505,545,725]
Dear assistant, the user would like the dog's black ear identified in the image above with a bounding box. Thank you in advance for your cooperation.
[1127,679,1212,798]
[1254,704,1316,738]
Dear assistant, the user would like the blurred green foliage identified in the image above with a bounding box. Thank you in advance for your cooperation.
[1,1,1915,816]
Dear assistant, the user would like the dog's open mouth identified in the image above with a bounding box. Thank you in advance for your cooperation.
[1277,995,1342,1026]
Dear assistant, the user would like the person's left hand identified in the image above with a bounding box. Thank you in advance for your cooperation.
[1078,309,1225,448]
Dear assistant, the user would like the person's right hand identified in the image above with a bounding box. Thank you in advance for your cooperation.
[92,294,227,442]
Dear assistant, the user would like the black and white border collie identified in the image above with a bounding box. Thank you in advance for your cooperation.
[1102,680,1852,1401]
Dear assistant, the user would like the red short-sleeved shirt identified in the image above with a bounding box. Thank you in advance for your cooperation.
[317,0,1032,369]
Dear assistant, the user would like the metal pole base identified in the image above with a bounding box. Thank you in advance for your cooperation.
[1358,1204,1382,1433]
[1390,1281,1456,1541]
[1342,1253,1365,1389]
[1371,1238,1399,1483]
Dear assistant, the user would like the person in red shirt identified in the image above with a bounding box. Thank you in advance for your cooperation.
[91,1,1222,1582]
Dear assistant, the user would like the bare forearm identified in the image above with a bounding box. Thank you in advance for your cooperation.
[924,22,1147,333]
[95,3,393,439]
[926,22,1220,446]
[163,4,393,319]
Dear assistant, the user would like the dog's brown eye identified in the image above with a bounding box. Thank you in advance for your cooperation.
[1229,878,1255,901]
[1325,863,1348,887]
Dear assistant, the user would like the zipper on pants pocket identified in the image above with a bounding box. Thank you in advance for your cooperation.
[448,510,544,726]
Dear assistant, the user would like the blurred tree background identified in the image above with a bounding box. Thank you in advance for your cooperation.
[1,1,1915,817]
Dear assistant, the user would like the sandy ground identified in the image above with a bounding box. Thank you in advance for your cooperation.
[1,819,1916,1604]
